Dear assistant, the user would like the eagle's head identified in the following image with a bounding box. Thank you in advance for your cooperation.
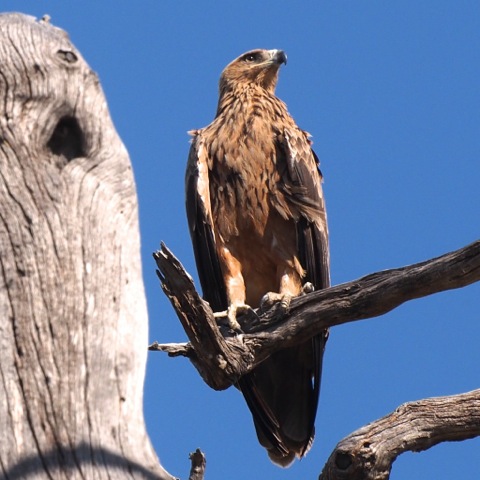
[219,49,287,95]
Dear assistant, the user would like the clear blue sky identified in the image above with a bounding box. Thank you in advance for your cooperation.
[3,2,479,479]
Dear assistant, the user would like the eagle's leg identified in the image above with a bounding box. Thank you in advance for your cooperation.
[213,244,252,332]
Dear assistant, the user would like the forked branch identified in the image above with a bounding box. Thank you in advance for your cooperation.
[151,240,480,390]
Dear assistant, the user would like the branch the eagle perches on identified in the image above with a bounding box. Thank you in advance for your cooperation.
[150,240,480,479]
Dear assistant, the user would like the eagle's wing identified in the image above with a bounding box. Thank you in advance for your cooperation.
[185,134,228,312]
[239,128,330,465]
[282,128,330,455]
[279,129,330,290]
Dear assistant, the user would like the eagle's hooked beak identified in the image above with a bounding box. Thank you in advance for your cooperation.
[269,49,287,66]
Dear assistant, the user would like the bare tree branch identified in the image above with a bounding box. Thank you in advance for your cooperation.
[153,243,249,390]
[149,341,194,357]
[319,389,480,480]
[188,449,206,480]
[151,240,480,390]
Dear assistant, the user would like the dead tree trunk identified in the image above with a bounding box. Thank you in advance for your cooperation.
[0,13,174,480]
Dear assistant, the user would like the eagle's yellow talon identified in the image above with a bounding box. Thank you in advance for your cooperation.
[214,304,251,333]
[302,282,315,295]
[261,292,292,312]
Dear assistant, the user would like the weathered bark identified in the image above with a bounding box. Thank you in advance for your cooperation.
[0,13,173,479]
[319,389,480,480]
[152,244,247,390]
[151,240,480,390]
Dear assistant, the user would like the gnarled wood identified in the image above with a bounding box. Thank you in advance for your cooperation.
[188,449,206,480]
[319,389,480,480]
[152,240,480,390]
[153,244,248,390]
[0,13,173,479]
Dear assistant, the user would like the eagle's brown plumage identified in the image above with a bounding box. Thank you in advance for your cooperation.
[186,49,330,466]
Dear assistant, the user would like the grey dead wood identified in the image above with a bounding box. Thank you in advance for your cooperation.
[319,389,480,480]
[0,13,176,480]
[152,240,480,477]
[188,449,206,480]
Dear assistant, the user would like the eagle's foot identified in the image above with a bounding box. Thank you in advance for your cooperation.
[260,292,293,313]
[214,303,254,333]
[302,282,315,295]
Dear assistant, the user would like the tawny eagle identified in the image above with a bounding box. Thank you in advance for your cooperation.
[185,48,330,466]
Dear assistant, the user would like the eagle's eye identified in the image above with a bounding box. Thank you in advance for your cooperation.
[243,53,259,63]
